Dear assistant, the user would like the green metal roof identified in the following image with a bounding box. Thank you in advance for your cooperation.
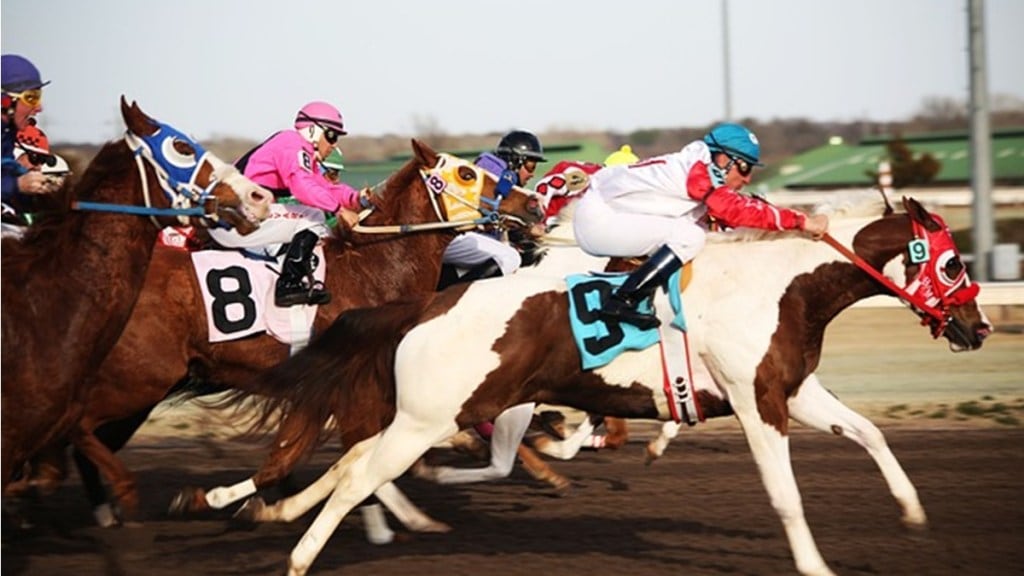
[339,141,610,189]
[757,128,1024,191]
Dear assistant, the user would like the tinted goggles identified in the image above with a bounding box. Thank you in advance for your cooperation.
[9,89,42,107]
[297,111,345,145]
[725,154,754,177]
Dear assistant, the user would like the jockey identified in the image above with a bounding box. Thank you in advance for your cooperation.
[2,54,60,215]
[207,101,370,307]
[320,148,345,184]
[437,129,547,288]
[574,122,830,329]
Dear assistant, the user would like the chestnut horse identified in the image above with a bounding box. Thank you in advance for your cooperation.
[47,140,543,524]
[1,98,271,489]
[218,195,990,576]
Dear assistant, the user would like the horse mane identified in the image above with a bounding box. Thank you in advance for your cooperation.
[327,152,424,244]
[4,140,131,271]
[811,189,891,219]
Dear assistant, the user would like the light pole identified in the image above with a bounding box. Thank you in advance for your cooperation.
[722,0,733,121]
[968,0,994,280]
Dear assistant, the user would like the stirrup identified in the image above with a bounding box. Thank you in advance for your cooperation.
[597,295,660,330]
[597,307,660,330]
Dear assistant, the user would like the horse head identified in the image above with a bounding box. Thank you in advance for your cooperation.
[901,197,991,351]
[852,196,991,352]
[119,96,271,234]
[409,139,544,231]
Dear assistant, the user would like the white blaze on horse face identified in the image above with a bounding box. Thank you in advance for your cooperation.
[206,155,272,223]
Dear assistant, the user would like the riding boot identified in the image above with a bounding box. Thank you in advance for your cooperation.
[598,245,683,330]
[275,230,331,307]
[437,258,504,290]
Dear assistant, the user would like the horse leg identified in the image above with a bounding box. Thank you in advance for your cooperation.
[645,421,682,464]
[171,410,318,515]
[373,481,451,533]
[69,425,143,524]
[733,405,834,576]
[72,410,153,527]
[515,444,570,490]
[602,416,629,449]
[788,374,927,529]
[287,417,450,576]
[412,403,534,484]
[530,413,597,459]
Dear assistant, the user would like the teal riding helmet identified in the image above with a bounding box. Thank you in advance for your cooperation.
[703,123,763,166]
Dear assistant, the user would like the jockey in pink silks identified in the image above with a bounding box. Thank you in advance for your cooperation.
[208,101,370,307]
[573,122,830,330]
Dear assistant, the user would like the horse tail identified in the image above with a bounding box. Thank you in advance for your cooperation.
[212,297,432,458]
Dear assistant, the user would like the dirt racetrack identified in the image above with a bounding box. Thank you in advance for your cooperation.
[4,308,1023,576]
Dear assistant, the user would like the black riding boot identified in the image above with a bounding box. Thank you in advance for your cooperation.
[436,259,504,290]
[598,245,683,330]
[275,230,331,307]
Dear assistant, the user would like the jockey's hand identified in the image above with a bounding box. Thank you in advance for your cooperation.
[17,171,54,195]
[802,213,829,239]
[336,207,360,229]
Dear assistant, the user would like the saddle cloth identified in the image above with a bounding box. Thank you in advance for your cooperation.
[566,270,686,370]
[190,247,325,346]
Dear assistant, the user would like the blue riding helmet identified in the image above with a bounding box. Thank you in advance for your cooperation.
[1,54,50,92]
[703,123,763,166]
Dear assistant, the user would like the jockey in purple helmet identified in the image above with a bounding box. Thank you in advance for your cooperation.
[438,129,548,289]
[207,100,370,307]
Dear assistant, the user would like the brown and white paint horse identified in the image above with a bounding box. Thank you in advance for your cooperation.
[1,98,271,489]
[221,194,990,576]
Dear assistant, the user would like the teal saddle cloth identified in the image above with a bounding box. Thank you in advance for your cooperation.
[565,270,686,370]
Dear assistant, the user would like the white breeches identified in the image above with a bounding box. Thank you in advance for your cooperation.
[573,193,706,262]
[208,203,329,258]
[442,231,522,275]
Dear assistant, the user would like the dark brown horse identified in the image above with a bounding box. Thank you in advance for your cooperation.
[1,98,271,490]
[208,195,991,576]
[46,140,543,522]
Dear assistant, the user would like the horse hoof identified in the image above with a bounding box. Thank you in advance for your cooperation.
[168,487,207,517]
[409,459,437,481]
[413,520,452,534]
[233,496,267,523]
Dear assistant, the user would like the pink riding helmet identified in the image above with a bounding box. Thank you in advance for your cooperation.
[294,101,347,135]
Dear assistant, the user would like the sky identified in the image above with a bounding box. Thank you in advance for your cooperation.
[3,0,1023,144]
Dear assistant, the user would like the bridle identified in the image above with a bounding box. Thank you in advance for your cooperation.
[352,153,524,235]
[72,122,231,228]
[823,212,980,339]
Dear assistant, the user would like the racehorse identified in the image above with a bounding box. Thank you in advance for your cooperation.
[1,98,271,490]
[216,194,990,576]
[40,140,543,525]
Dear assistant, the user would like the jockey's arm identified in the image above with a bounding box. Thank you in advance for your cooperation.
[686,162,807,231]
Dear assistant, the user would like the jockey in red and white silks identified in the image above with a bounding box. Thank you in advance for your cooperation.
[573,123,828,329]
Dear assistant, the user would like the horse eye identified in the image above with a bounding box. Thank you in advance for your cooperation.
[171,139,194,156]
[945,257,964,277]
[457,166,476,183]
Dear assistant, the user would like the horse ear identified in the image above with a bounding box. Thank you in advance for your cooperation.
[877,185,894,216]
[120,98,158,137]
[902,196,942,232]
[412,138,438,168]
